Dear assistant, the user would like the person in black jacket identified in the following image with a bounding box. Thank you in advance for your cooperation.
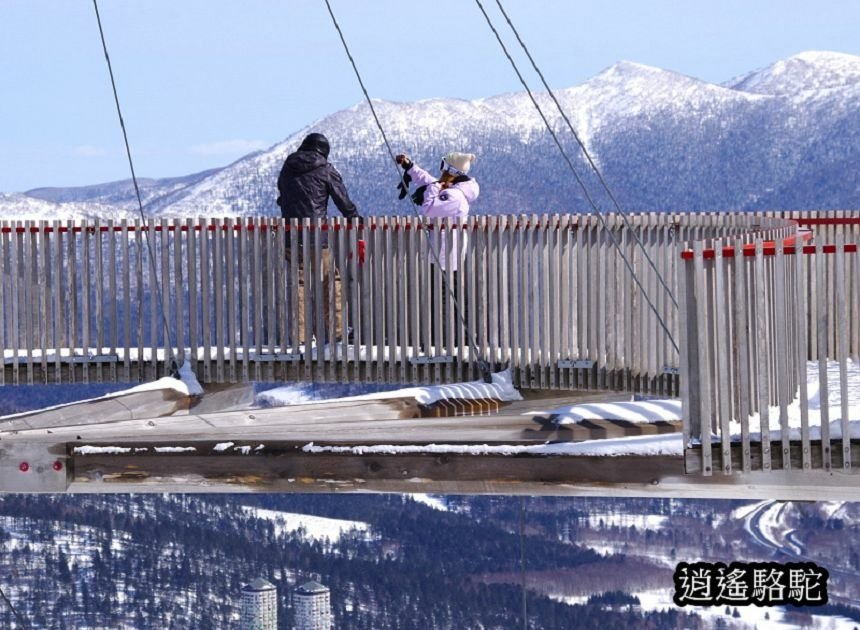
[277,132,361,346]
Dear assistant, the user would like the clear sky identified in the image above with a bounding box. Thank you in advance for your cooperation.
[1,0,858,192]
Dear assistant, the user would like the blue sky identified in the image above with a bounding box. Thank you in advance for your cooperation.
[1,0,858,192]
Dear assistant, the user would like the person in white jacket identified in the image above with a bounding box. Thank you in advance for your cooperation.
[395,151,479,350]
[395,152,479,272]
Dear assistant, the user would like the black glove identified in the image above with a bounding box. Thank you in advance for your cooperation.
[395,154,413,171]
[396,172,412,200]
[410,184,427,206]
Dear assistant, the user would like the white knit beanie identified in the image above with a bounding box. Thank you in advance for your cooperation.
[442,152,476,175]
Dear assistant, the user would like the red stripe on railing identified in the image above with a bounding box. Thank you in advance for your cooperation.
[0,223,376,234]
[678,230,857,259]
[796,218,860,226]
[2,215,837,236]
[0,222,511,234]
[682,241,857,260]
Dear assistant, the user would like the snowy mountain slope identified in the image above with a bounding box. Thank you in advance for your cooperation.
[725,50,860,96]
[24,167,222,208]
[2,494,858,629]
[0,192,138,222]
[4,51,859,219]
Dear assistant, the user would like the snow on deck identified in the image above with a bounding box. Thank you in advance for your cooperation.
[736,358,860,439]
[8,356,859,461]
[259,368,523,407]
[302,433,683,457]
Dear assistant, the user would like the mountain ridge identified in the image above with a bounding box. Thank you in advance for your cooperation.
[7,50,860,218]
[725,50,860,94]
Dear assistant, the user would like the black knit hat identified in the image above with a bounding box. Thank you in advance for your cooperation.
[299,132,330,158]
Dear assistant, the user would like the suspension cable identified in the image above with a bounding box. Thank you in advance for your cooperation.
[323,0,494,382]
[322,0,402,180]
[492,0,678,310]
[518,497,528,630]
[92,0,181,376]
[473,0,679,354]
[0,584,31,629]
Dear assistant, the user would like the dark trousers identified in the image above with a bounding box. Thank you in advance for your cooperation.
[286,246,343,344]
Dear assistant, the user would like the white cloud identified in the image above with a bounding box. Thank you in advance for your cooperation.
[188,139,267,156]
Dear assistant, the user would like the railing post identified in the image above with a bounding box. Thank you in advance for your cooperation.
[835,235,851,471]
[694,240,713,475]
[815,243,832,472]
[733,238,752,473]
[679,244,701,473]
[714,240,732,474]
[774,239,790,470]
[753,239,771,471]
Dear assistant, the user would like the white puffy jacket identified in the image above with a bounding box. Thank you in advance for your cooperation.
[407,164,480,271]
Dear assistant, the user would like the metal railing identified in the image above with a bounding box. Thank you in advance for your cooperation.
[681,216,860,475]
[0,212,772,389]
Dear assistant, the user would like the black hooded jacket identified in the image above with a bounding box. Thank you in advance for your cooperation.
[276,150,359,222]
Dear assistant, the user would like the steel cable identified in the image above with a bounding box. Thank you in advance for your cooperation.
[323,0,493,381]
[92,0,181,375]
[493,0,679,310]
[0,584,31,629]
[473,0,679,354]
[518,497,528,630]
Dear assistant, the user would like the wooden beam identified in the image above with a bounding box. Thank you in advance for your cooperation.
[66,448,860,500]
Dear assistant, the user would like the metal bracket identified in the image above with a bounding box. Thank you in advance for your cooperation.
[558,359,594,369]
[0,443,69,492]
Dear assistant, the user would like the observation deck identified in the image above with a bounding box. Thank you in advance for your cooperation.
[0,211,857,496]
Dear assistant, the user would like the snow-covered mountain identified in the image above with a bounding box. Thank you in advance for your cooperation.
[3,494,859,628]
[7,50,860,220]
[23,168,221,208]
[0,192,138,222]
